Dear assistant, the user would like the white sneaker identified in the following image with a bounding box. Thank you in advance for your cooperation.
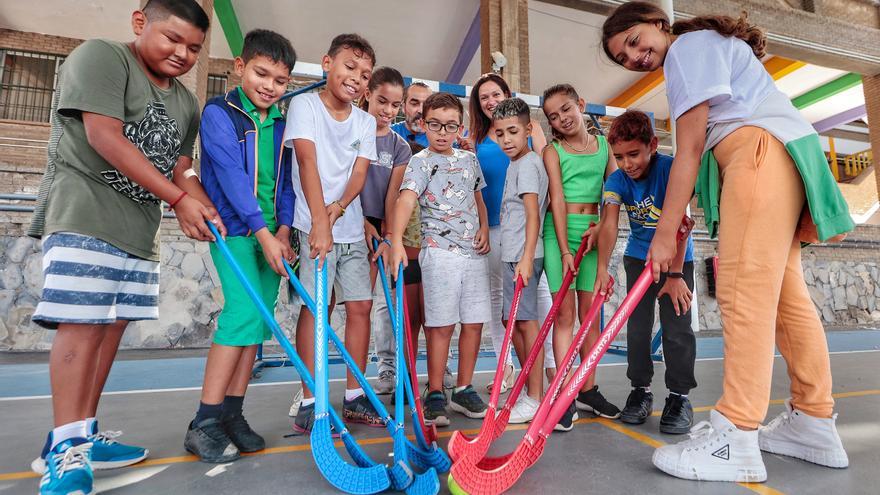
[288,388,303,417]
[508,395,540,424]
[486,363,515,394]
[652,410,767,483]
[759,400,849,468]
[443,367,456,390]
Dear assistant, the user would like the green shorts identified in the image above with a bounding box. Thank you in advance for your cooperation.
[543,213,599,293]
[209,236,281,346]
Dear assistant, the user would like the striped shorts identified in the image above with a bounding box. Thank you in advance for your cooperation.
[32,233,160,329]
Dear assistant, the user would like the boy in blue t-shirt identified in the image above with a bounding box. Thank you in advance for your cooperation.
[593,110,697,434]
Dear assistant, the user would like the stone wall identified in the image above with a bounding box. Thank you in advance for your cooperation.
[3,223,880,351]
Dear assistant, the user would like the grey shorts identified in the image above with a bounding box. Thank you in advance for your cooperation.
[419,247,491,327]
[296,230,372,304]
[503,258,545,321]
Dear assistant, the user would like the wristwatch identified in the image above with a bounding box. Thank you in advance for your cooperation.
[667,272,684,279]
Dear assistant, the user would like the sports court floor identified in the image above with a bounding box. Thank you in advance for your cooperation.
[1,330,878,494]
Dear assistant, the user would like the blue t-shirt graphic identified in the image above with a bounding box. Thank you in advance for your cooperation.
[603,153,694,262]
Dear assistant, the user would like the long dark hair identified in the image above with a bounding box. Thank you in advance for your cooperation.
[359,66,404,112]
[468,73,512,144]
[601,1,766,63]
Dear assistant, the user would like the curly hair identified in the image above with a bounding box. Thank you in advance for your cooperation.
[608,110,654,146]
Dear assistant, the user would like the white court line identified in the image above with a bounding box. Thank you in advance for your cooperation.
[0,349,877,402]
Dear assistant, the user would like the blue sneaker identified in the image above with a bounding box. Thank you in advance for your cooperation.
[39,439,93,495]
[32,423,148,474]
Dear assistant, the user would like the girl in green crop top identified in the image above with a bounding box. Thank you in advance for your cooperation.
[541,84,619,418]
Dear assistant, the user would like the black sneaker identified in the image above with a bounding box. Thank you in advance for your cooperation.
[554,401,579,432]
[292,401,316,435]
[343,394,385,427]
[185,418,240,463]
[575,386,621,419]
[659,394,693,434]
[449,385,488,419]
[423,390,450,427]
[620,388,654,425]
[388,389,411,407]
[292,401,339,436]
[221,413,265,453]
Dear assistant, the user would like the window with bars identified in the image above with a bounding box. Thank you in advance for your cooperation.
[0,50,64,123]
[206,74,227,100]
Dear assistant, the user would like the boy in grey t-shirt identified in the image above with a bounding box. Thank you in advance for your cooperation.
[389,93,490,426]
[495,98,550,424]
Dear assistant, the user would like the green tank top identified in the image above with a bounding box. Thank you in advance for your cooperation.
[552,135,608,203]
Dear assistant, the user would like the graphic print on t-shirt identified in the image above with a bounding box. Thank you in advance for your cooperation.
[101,101,181,204]
[624,196,660,228]
[375,151,393,169]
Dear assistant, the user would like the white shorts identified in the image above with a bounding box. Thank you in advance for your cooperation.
[419,247,491,327]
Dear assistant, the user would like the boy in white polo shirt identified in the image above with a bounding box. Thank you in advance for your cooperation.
[284,33,381,432]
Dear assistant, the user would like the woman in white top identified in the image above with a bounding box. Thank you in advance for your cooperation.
[602,1,851,484]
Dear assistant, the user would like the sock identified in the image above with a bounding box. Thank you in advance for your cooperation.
[300,397,316,407]
[344,388,365,401]
[194,402,223,424]
[454,385,468,393]
[670,392,688,398]
[222,395,245,417]
[51,420,88,450]
[85,417,97,436]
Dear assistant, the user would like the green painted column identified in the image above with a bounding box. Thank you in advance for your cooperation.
[215,0,244,57]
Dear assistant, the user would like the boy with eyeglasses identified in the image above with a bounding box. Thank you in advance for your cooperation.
[388,92,491,425]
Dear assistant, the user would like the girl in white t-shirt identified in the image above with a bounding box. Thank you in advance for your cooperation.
[602,1,850,484]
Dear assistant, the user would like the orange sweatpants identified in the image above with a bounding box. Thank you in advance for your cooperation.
[713,126,834,429]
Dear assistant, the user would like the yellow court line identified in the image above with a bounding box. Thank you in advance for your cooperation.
[1,390,876,483]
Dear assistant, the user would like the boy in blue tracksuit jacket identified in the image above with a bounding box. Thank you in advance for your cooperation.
[185,30,297,464]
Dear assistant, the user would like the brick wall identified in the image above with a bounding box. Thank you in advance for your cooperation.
[0,29,83,56]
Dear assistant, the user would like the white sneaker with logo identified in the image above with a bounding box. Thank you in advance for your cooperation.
[759,400,849,468]
[652,410,767,482]
[508,395,540,424]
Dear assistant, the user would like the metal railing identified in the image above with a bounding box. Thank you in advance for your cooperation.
[844,148,873,177]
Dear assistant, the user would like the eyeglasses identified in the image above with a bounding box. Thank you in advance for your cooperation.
[424,120,461,134]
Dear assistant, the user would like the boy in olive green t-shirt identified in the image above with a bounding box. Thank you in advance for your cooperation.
[27,1,223,493]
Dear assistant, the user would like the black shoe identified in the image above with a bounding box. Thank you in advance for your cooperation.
[620,388,654,425]
[292,401,316,435]
[343,394,385,427]
[659,394,693,434]
[221,413,265,453]
[449,385,488,419]
[575,386,621,419]
[185,418,240,463]
[554,401,579,432]
[292,401,340,437]
[423,390,450,427]
[389,390,412,406]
